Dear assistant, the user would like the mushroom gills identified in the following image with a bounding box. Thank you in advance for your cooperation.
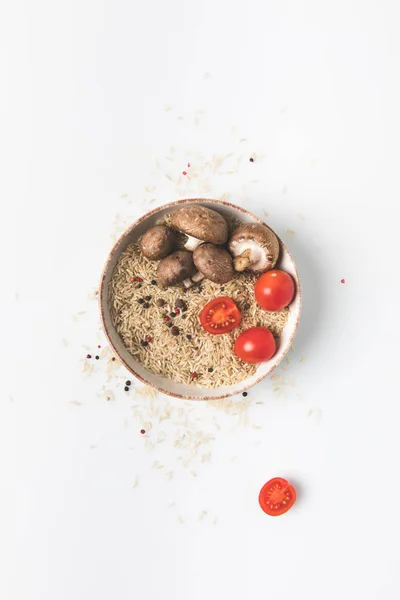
[231,240,269,272]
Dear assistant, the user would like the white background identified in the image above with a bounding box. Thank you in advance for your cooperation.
[3,1,400,599]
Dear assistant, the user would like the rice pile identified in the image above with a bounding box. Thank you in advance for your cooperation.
[109,244,289,388]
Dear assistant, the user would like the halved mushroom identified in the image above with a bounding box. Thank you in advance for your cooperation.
[140,225,175,260]
[183,244,234,288]
[157,250,196,287]
[171,205,229,251]
[229,223,279,274]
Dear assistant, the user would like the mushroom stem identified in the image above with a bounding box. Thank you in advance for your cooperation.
[233,249,252,272]
[183,235,204,251]
[183,271,205,289]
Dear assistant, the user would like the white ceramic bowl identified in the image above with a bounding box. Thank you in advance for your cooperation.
[99,199,301,400]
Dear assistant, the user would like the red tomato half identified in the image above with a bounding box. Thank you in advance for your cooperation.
[234,327,276,363]
[200,297,241,335]
[255,270,295,311]
[259,477,296,516]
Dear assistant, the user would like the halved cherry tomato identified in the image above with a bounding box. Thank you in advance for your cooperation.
[234,327,276,363]
[255,270,295,312]
[259,477,296,516]
[199,297,241,335]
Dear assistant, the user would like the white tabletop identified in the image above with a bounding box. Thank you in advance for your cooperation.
[4,1,400,598]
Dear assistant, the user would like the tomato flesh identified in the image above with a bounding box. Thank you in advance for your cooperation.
[259,477,296,516]
[234,327,276,363]
[255,270,295,312]
[200,297,241,335]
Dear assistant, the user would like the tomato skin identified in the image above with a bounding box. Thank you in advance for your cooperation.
[255,270,295,312]
[259,477,296,516]
[234,327,276,363]
[200,297,241,335]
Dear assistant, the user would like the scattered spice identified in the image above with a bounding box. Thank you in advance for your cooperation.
[208,367,213,373]
[249,157,254,162]
[182,171,187,176]
[186,334,192,340]
[138,298,144,304]
[182,314,187,319]
[171,326,180,336]
[145,336,152,343]
[140,429,145,434]
[137,284,142,289]
[151,280,157,285]
[130,276,136,282]
[111,357,116,361]
[145,295,151,301]
[190,371,198,379]
[187,162,191,167]
[126,380,131,386]
[242,391,248,397]
[86,354,92,359]
[164,316,170,322]
[243,303,250,311]
[141,340,148,347]
[124,386,129,391]
[341,278,346,284]
[175,308,180,314]
[97,345,101,348]
[175,299,186,309]
[170,312,176,318]
[167,321,173,328]
[156,298,165,307]
[95,355,99,360]
[143,302,150,309]
[136,277,143,282]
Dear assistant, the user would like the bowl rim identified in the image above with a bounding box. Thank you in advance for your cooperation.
[99,198,302,400]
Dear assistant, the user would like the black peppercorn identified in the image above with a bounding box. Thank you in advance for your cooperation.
[145,296,151,301]
[208,367,213,372]
[242,391,248,397]
[125,380,131,386]
[141,340,148,347]
[95,355,99,360]
[171,326,180,336]
[151,280,157,285]
[170,312,176,318]
[138,298,144,304]
[249,157,254,162]
[143,302,150,309]
[186,334,192,340]
[124,386,129,391]
[167,321,173,328]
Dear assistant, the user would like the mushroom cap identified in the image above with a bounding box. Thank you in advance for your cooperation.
[171,205,229,245]
[140,225,175,260]
[229,223,280,273]
[157,250,196,287]
[193,244,234,284]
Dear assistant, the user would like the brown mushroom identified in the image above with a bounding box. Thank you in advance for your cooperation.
[183,244,234,288]
[157,250,196,287]
[229,223,279,274]
[171,205,229,251]
[140,225,175,260]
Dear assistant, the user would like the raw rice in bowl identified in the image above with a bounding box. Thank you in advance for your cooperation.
[100,199,301,400]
